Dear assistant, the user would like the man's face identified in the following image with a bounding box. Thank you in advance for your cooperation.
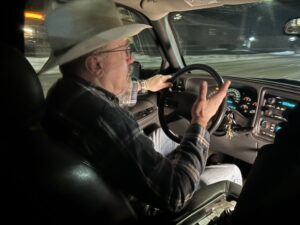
[98,38,134,95]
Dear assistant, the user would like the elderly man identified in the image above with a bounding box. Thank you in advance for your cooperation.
[40,0,241,216]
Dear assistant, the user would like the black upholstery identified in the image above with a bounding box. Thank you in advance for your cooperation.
[150,180,241,225]
[21,131,137,225]
[1,43,136,225]
[1,43,44,129]
[232,107,300,225]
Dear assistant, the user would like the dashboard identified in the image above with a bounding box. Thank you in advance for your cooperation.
[221,86,299,141]
[256,89,299,141]
[133,74,300,164]
[182,75,300,163]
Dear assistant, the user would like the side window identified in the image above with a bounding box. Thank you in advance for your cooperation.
[24,0,60,95]
[118,7,162,70]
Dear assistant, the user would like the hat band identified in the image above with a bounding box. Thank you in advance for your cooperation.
[53,44,76,57]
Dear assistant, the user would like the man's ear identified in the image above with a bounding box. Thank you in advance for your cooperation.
[85,55,103,76]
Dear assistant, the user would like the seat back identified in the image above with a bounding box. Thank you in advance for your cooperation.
[1,43,136,225]
[232,107,300,225]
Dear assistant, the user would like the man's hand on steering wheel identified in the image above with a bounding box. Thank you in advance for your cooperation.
[191,80,231,128]
[138,74,172,93]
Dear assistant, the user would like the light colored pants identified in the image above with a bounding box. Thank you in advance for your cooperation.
[148,128,243,186]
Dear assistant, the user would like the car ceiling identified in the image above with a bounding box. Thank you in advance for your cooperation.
[115,0,258,20]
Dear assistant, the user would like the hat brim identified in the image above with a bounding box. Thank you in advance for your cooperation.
[38,23,151,74]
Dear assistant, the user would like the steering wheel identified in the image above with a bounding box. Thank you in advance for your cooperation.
[158,64,227,143]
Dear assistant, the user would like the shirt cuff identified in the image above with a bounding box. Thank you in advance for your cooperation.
[183,123,210,148]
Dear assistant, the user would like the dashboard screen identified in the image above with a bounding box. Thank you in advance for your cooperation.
[264,95,297,120]
[277,99,297,109]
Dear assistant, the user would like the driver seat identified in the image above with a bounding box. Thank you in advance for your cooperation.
[1,43,137,225]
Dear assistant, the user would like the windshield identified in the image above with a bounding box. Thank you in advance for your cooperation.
[169,1,300,81]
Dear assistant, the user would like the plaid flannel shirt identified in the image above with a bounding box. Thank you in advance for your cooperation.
[43,75,210,215]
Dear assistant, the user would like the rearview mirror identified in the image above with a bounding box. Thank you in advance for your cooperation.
[284,18,300,36]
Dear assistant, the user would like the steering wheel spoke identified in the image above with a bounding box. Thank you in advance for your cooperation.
[164,110,179,123]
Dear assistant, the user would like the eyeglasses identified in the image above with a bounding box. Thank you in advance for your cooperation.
[92,45,131,58]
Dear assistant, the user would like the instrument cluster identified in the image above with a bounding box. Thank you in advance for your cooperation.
[226,87,257,117]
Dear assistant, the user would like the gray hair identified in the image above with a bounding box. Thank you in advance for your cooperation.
[59,45,107,77]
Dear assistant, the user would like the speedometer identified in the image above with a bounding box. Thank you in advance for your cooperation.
[227,88,241,103]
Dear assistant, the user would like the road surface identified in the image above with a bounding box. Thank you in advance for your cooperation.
[27,52,300,94]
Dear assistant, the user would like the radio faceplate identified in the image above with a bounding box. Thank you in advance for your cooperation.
[258,93,298,140]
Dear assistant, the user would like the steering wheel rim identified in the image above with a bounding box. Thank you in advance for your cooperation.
[158,64,227,143]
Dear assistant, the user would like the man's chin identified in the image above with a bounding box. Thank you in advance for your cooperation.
[124,80,131,92]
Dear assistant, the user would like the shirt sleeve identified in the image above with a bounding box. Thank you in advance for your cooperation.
[87,103,210,213]
[150,123,210,212]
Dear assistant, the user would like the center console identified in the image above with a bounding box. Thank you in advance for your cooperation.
[257,88,298,141]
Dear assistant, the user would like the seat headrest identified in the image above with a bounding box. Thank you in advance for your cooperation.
[1,43,44,129]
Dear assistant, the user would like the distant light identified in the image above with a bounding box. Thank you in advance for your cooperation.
[23,27,34,35]
[289,37,297,41]
[249,36,256,42]
[173,13,182,21]
[25,11,44,20]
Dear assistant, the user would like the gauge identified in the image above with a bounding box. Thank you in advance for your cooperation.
[240,104,249,110]
[240,104,249,114]
[243,96,252,102]
[227,88,241,103]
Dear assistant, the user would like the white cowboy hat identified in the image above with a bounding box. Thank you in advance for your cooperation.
[38,0,151,74]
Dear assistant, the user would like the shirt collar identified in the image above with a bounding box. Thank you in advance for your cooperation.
[64,75,119,103]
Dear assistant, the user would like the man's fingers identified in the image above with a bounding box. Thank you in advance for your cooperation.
[212,81,231,99]
[219,80,231,94]
[161,75,173,82]
[199,81,208,101]
[208,81,230,107]
[161,82,173,89]
[160,75,173,88]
